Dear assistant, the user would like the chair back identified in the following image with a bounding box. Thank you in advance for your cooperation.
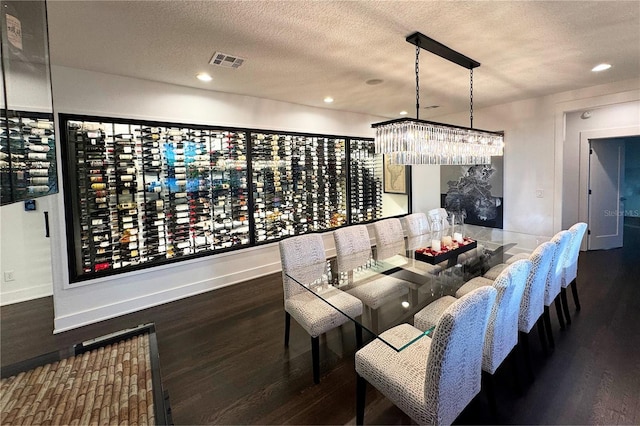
[333,225,372,273]
[563,222,588,286]
[427,208,450,231]
[402,213,430,237]
[483,259,531,374]
[544,230,572,305]
[279,234,326,300]
[373,218,405,261]
[519,242,555,333]
[424,286,497,425]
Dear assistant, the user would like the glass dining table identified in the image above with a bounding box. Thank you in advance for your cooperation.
[285,224,550,352]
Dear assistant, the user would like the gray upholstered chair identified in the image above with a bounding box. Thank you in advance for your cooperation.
[560,222,587,323]
[415,259,531,414]
[280,234,363,384]
[333,225,408,332]
[402,212,430,237]
[355,286,497,425]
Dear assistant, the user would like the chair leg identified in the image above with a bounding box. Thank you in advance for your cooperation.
[510,347,523,395]
[554,297,566,330]
[284,312,291,347]
[355,323,363,349]
[356,374,367,425]
[311,336,320,384]
[482,370,498,420]
[520,331,534,381]
[571,279,582,311]
[561,287,572,325]
[543,306,555,350]
[536,317,549,356]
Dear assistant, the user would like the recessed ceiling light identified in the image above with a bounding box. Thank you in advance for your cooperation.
[365,79,384,86]
[324,97,334,103]
[399,111,408,115]
[196,72,213,82]
[591,63,612,72]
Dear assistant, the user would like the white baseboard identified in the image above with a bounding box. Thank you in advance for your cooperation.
[0,284,53,306]
[53,260,282,333]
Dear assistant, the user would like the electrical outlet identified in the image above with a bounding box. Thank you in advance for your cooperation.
[4,270,15,282]
[536,189,544,198]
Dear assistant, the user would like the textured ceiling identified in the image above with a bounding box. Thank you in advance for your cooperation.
[46,1,640,120]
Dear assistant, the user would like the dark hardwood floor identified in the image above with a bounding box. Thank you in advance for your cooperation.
[2,223,639,425]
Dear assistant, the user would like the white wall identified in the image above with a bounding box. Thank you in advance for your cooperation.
[0,196,54,304]
[48,66,398,332]
[417,78,640,236]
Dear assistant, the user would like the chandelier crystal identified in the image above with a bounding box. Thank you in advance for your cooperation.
[374,32,504,166]
[373,118,503,165]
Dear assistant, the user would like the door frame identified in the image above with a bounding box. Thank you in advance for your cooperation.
[578,125,640,250]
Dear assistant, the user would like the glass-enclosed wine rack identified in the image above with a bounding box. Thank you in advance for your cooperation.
[252,132,348,242]
[1,110,58,205]
[349,139,382,223]
[61,114,384,282]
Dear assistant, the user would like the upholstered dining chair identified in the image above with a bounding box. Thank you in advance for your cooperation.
[540,230,572,348]
[402,212,430,237]
[415,259,531,415]
[484,242,556,371]
[374,218,442,276]
[279,234,364,384]
[505,230,572,349]
[355,286,497,425]
[334,225,409,332]
[427,208,449,231]
[560,222,588,324]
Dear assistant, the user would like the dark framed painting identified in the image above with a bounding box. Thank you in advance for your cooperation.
[440,156,504,229]
[383,154,409,194]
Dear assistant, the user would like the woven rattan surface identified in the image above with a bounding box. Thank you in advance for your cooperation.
[0,333,154,425]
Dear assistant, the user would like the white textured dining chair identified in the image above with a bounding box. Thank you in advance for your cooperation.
[502,230,571,349]
[427,208,449,231]
[540,230,572,348]
[334,225,408,332]
[415,259,531,415]
[484,242,556,370]
[280,234,364,384]
[355,286,497,425]
[402,212,430,237]
[374,218,442,276]
[560,222,587,324]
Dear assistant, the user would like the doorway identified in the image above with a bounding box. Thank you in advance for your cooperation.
[578,127,640,251]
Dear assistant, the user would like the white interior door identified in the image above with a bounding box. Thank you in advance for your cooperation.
[588,138,625,250]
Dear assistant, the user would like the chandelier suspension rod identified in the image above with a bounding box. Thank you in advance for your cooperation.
[470,68,474,129]
[415,44,420,120]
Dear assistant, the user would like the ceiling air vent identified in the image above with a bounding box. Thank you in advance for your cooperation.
[209,52,245,69]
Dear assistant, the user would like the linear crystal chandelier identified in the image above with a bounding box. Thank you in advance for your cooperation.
[373,32,504,165]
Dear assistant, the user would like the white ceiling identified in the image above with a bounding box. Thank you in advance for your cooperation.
[46,1,640,120]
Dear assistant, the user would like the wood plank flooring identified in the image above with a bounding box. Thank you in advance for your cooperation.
[2,223,639,424]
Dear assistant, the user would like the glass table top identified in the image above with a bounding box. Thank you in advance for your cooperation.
[285,224,549,352]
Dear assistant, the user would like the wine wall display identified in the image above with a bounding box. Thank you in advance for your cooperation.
[64,117,250,277]
[61,114,385,282]
[1,111,58,205]
[251,132,347,242]
[350,139,382,223]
